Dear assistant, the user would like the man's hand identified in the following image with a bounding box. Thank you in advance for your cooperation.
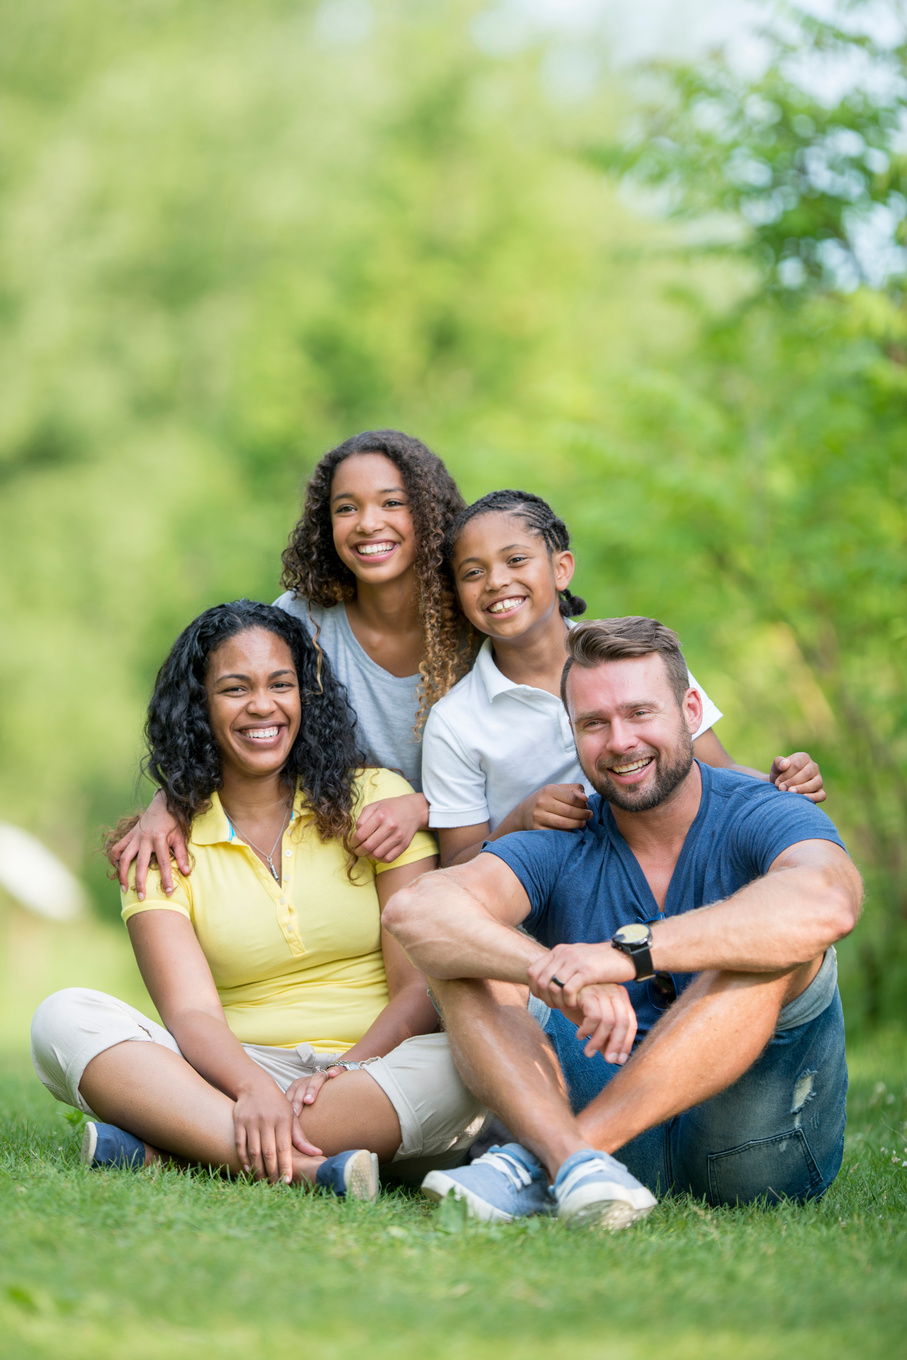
[109,790,189,900]
[770,752,826,803]
[351,793,428,863]
[572,983,638,1064]
[528,944,638,1064]
[528,941,631,1010]
[518,784,592,833]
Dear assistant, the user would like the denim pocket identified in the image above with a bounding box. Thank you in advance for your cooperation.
[707,1127,824,1206]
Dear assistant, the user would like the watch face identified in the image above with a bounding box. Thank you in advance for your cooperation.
[615,923,650,945]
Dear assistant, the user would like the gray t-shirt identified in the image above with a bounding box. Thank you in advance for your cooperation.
[273,593,423,791]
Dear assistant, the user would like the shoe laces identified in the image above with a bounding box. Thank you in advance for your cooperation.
[556,1154,621,1199]
[479,1148,536,1190]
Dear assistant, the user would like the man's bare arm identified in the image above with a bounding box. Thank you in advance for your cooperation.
[382,852,544,982]
[529,839,862,1009]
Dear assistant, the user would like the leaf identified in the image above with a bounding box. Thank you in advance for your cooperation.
[436,1189,469,1234]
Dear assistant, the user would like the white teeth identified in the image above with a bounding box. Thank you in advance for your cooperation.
[245,727,279,740]
[357,543,395,556]
[612,758,652,774]
[488,597,525,614]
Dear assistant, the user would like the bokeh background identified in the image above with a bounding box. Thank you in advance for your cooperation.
[1,0,905,1051]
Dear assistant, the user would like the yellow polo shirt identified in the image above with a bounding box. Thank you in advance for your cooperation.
[121,768,437,1053]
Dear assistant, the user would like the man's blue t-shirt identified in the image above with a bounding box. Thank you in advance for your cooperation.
[484,762,846,1040]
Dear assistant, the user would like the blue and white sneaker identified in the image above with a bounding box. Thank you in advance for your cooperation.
[315,1148,379,1202]
[421,1143,552,1223]
[552,1149,657,1230]
[81,1121,146,1170]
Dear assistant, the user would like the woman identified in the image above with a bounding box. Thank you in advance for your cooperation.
[113,430,477,897]
[32,601,485,1198]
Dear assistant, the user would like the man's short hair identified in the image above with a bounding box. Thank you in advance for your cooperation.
[561,617,689,709]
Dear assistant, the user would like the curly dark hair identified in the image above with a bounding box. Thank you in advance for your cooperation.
[443,489,587,618]
[280,430,478,725]
[114,601,364,854]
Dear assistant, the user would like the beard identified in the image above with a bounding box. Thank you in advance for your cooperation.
[584,728,694,812]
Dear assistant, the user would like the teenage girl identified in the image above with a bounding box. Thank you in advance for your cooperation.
[114,430,475,898]
[421,489,825,868]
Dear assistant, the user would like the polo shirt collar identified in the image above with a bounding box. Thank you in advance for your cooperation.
[475,638,519,702]
[475,620,578,704]
[191,788,310,847]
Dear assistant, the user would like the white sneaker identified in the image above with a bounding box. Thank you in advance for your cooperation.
[552,1149,657,1230]
[422,1144,552,1223]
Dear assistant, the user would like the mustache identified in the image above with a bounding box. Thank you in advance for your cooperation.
[596,751,657,772]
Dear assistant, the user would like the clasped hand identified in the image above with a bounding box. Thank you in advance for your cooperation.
[770,753,826,803]
[520,783,592,832]
[527,942,638,1066]
[233,1084,323,1185]
[351,792,428,863]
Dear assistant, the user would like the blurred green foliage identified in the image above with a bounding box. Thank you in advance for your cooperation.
[588,3,907,1023]
[1,1,904,1027]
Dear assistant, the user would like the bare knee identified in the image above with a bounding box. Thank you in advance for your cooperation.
[430,976,528,1020]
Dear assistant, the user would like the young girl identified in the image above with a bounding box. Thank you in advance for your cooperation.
[422,489,825,867]
[115,430,476,896]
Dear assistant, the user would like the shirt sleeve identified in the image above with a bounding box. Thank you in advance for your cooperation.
[479,829,576,932]
[121,866,192,923]
[421,704,490,829]
[733,785,846,876]
[272,591,315,636]
[687,668,723,738]
[355,767,439,872]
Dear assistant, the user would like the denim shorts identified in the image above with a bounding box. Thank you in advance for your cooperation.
[532,963,848,1207]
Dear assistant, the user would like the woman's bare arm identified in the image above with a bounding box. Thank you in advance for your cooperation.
[287,856,440,1109]
[127,910,319,1182]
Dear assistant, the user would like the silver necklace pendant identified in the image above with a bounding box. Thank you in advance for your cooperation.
[224,803,292,884]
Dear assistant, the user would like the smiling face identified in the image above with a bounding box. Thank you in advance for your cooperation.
[451,511,574,641]
[565,653,701,813]
[329,452,418,585]
[205,628,301,786]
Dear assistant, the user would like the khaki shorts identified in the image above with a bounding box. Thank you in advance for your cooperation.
[31,988,488,1180]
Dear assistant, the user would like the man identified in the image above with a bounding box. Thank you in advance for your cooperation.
[384,617,861,1228]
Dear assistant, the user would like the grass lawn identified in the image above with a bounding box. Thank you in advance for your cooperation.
[1,1031,905,1360]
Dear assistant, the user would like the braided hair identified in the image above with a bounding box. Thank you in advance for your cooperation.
[443,489,587,618]
[281,430,476,728]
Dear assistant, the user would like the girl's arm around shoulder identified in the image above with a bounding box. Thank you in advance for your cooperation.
[110,790,190,900]
[351,767,433,865]
[693,729,827,803]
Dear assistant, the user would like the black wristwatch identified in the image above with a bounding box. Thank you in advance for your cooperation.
[611,923,655,981]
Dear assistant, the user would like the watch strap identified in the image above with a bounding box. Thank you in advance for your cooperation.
[627,942,655,981]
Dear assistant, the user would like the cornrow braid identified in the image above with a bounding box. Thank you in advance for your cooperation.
[443,489,587,618]
[281,430,480,727]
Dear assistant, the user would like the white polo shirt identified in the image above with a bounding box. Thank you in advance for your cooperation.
[422,637,723,831]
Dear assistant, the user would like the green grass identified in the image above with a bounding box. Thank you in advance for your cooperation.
[2,1033,905,1360]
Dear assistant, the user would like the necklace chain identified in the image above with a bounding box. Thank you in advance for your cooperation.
[223,803,292,882]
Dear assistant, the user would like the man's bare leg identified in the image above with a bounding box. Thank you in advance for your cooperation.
[430,976,587,1178]
[433,965,807,1181]
[576,967,798,1154]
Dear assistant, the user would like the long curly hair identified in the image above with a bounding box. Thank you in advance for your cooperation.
[443,489,587,619]
[280,430,478,726]
[108,601,364,856]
